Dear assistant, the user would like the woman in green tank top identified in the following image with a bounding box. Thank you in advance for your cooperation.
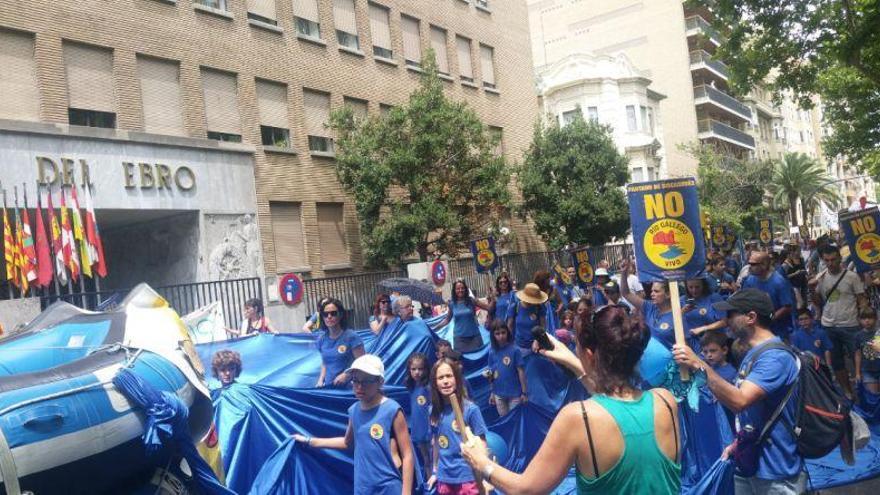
[461,305,681,494]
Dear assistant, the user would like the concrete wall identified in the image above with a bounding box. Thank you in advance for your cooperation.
[0,297,41,336]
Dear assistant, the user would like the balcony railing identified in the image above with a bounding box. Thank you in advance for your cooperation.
[685,16,721,45]
[693,84,752,121]
[698,119,756,150]
[689,50,729,79]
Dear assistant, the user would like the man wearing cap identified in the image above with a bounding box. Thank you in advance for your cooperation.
[673,289,804,494]
[294,354,415,495]
[591,268,611,306]
[741,251,795,340]
[602,280,632,313]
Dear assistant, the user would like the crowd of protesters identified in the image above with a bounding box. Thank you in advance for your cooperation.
[211,232,879,495]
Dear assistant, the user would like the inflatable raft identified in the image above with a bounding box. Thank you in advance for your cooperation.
[0,285,213,495]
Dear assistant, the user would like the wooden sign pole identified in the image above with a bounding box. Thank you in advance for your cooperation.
[449,394,487,495]
[668,282,690,381]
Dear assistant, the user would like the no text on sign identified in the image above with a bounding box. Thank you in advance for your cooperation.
[627,177,706,282]
[840,207,880,273]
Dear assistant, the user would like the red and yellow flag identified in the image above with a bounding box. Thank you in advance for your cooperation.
[60,187,80,283]
[69,185,92,278]
[47,189,68,285]
[3,204,17,287]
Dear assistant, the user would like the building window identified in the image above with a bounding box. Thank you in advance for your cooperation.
[304,89,333,154]
[430,26,450,75]
[256,79,291,148]
[401,15,421,67]
[344,96,369,121]
[0,29,40,122]
[206,131,242,142]
[587,106,599,122]
[202,68,241,142]
[64,42,116,129]
[456,36,474,83]
[379,103,393,115]
[333,0,360,51]
[68,108,116,129]
[631,167,644,182]
[270,202,308,271]
[137,56,184,136]
[488,125,503,156]
[247,0,278,25]
[196,0,228,11]
[293,0,321,39]
[317,203,349,267]
[640,106,649,132]
[646,107,655,135]
[561,109,581,126]
[369,3,393,59]
[479,44,496,89]
[626,105,637,132]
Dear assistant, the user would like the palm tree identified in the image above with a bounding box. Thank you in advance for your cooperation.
[767,153,841,227]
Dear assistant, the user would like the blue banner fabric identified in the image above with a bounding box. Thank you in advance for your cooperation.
[758,218,773,245]
[469,236,500,274]
[839,207,880,273]
[569,247,595,288]
[627,178,706,282]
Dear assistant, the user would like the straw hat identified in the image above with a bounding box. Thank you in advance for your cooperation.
[516,283,548,305]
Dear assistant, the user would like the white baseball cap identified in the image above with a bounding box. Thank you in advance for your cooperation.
[345,354,385,379]
[595,268,610,276]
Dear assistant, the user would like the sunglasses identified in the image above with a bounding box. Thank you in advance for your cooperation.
[379,300,390,304]
[322,310,340,317]
[351,377,379,386]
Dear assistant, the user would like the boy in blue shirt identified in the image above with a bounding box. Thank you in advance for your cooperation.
[792,309,834,369]
[700,330,736,384]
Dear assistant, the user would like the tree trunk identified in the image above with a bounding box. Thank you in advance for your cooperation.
[416,243,429,262]
[789,194,799,227]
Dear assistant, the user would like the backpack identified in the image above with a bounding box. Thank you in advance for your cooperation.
[743,341,851,459]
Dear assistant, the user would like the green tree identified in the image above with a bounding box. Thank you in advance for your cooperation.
[696,0,880,173]
[767,152,841,227]
[517,115,630,249]
[688,143,776,236]
[329,51,511,267]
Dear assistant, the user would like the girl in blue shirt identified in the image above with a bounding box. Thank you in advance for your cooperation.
[489,273,515,325]
[507,283,549,351]
[295,354,414,495]
[619,260,685,351]
[681,278,727,350]
[427,358,488,494]
[316,298,365,387]
[405,352,432,481]
[488,321,527,416]
[440,280,491,353]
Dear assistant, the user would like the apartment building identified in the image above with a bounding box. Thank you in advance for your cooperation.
[0,0,540,296]
[528,0,757,177]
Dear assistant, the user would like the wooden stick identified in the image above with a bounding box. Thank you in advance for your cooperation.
[668,282,690,381]
[449,394,487,495]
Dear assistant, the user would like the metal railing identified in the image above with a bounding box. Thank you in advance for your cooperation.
[685,15,722,45]
[693,84,752,120]
[697,119,757,149]
[40,277,262,330]
[689,50,729,79]
[302,269,406,329]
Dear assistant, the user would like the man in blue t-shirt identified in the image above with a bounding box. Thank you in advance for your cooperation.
[741,251,795,340]
[673,289,805,494]
[792,309,833,369]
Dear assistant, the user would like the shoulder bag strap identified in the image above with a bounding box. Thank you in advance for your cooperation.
[822,271,848,303]
[579,400,601,478]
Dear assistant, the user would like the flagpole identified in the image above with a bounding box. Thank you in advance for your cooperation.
[1,185,10,300]
[13,185,21,299]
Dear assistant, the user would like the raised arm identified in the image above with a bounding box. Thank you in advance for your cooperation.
[618,259,646,309]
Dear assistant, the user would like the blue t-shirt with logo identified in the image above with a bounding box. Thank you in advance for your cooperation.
[488,344,524,398]
[349,398,403,495]
[492,291,515,322]
[707,272,735,296]
[317,329,364,385]
[433,401,487,484]
[510,298,546,349]
[681,293,723,336]
[591,287,608,307]
[450,300,480,339]
[741,273,795,338]
[791,325,833,357]
[408,384,431,443]
[642,300,679,350]
[736,339,802,480]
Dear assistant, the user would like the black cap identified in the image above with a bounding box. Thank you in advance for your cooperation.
[603,280,619,291]
[712,289,774,318]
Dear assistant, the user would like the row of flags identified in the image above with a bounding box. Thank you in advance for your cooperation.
[2,182,106,295]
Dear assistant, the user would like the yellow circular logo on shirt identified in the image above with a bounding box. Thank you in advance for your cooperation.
[438,435,449,449]
[337,345,347,354]
[452,420,460,433]
[814,339,822,349]
[644,219,695,269]
[855,233,880,265]
[660,322,670,331]
[417,395,427,406]
[699,308,707,316]
[502,356,511,366]
[370,424,384,440]
[529,313,537,321]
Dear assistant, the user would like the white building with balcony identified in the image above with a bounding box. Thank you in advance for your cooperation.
[536,52,667,182]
